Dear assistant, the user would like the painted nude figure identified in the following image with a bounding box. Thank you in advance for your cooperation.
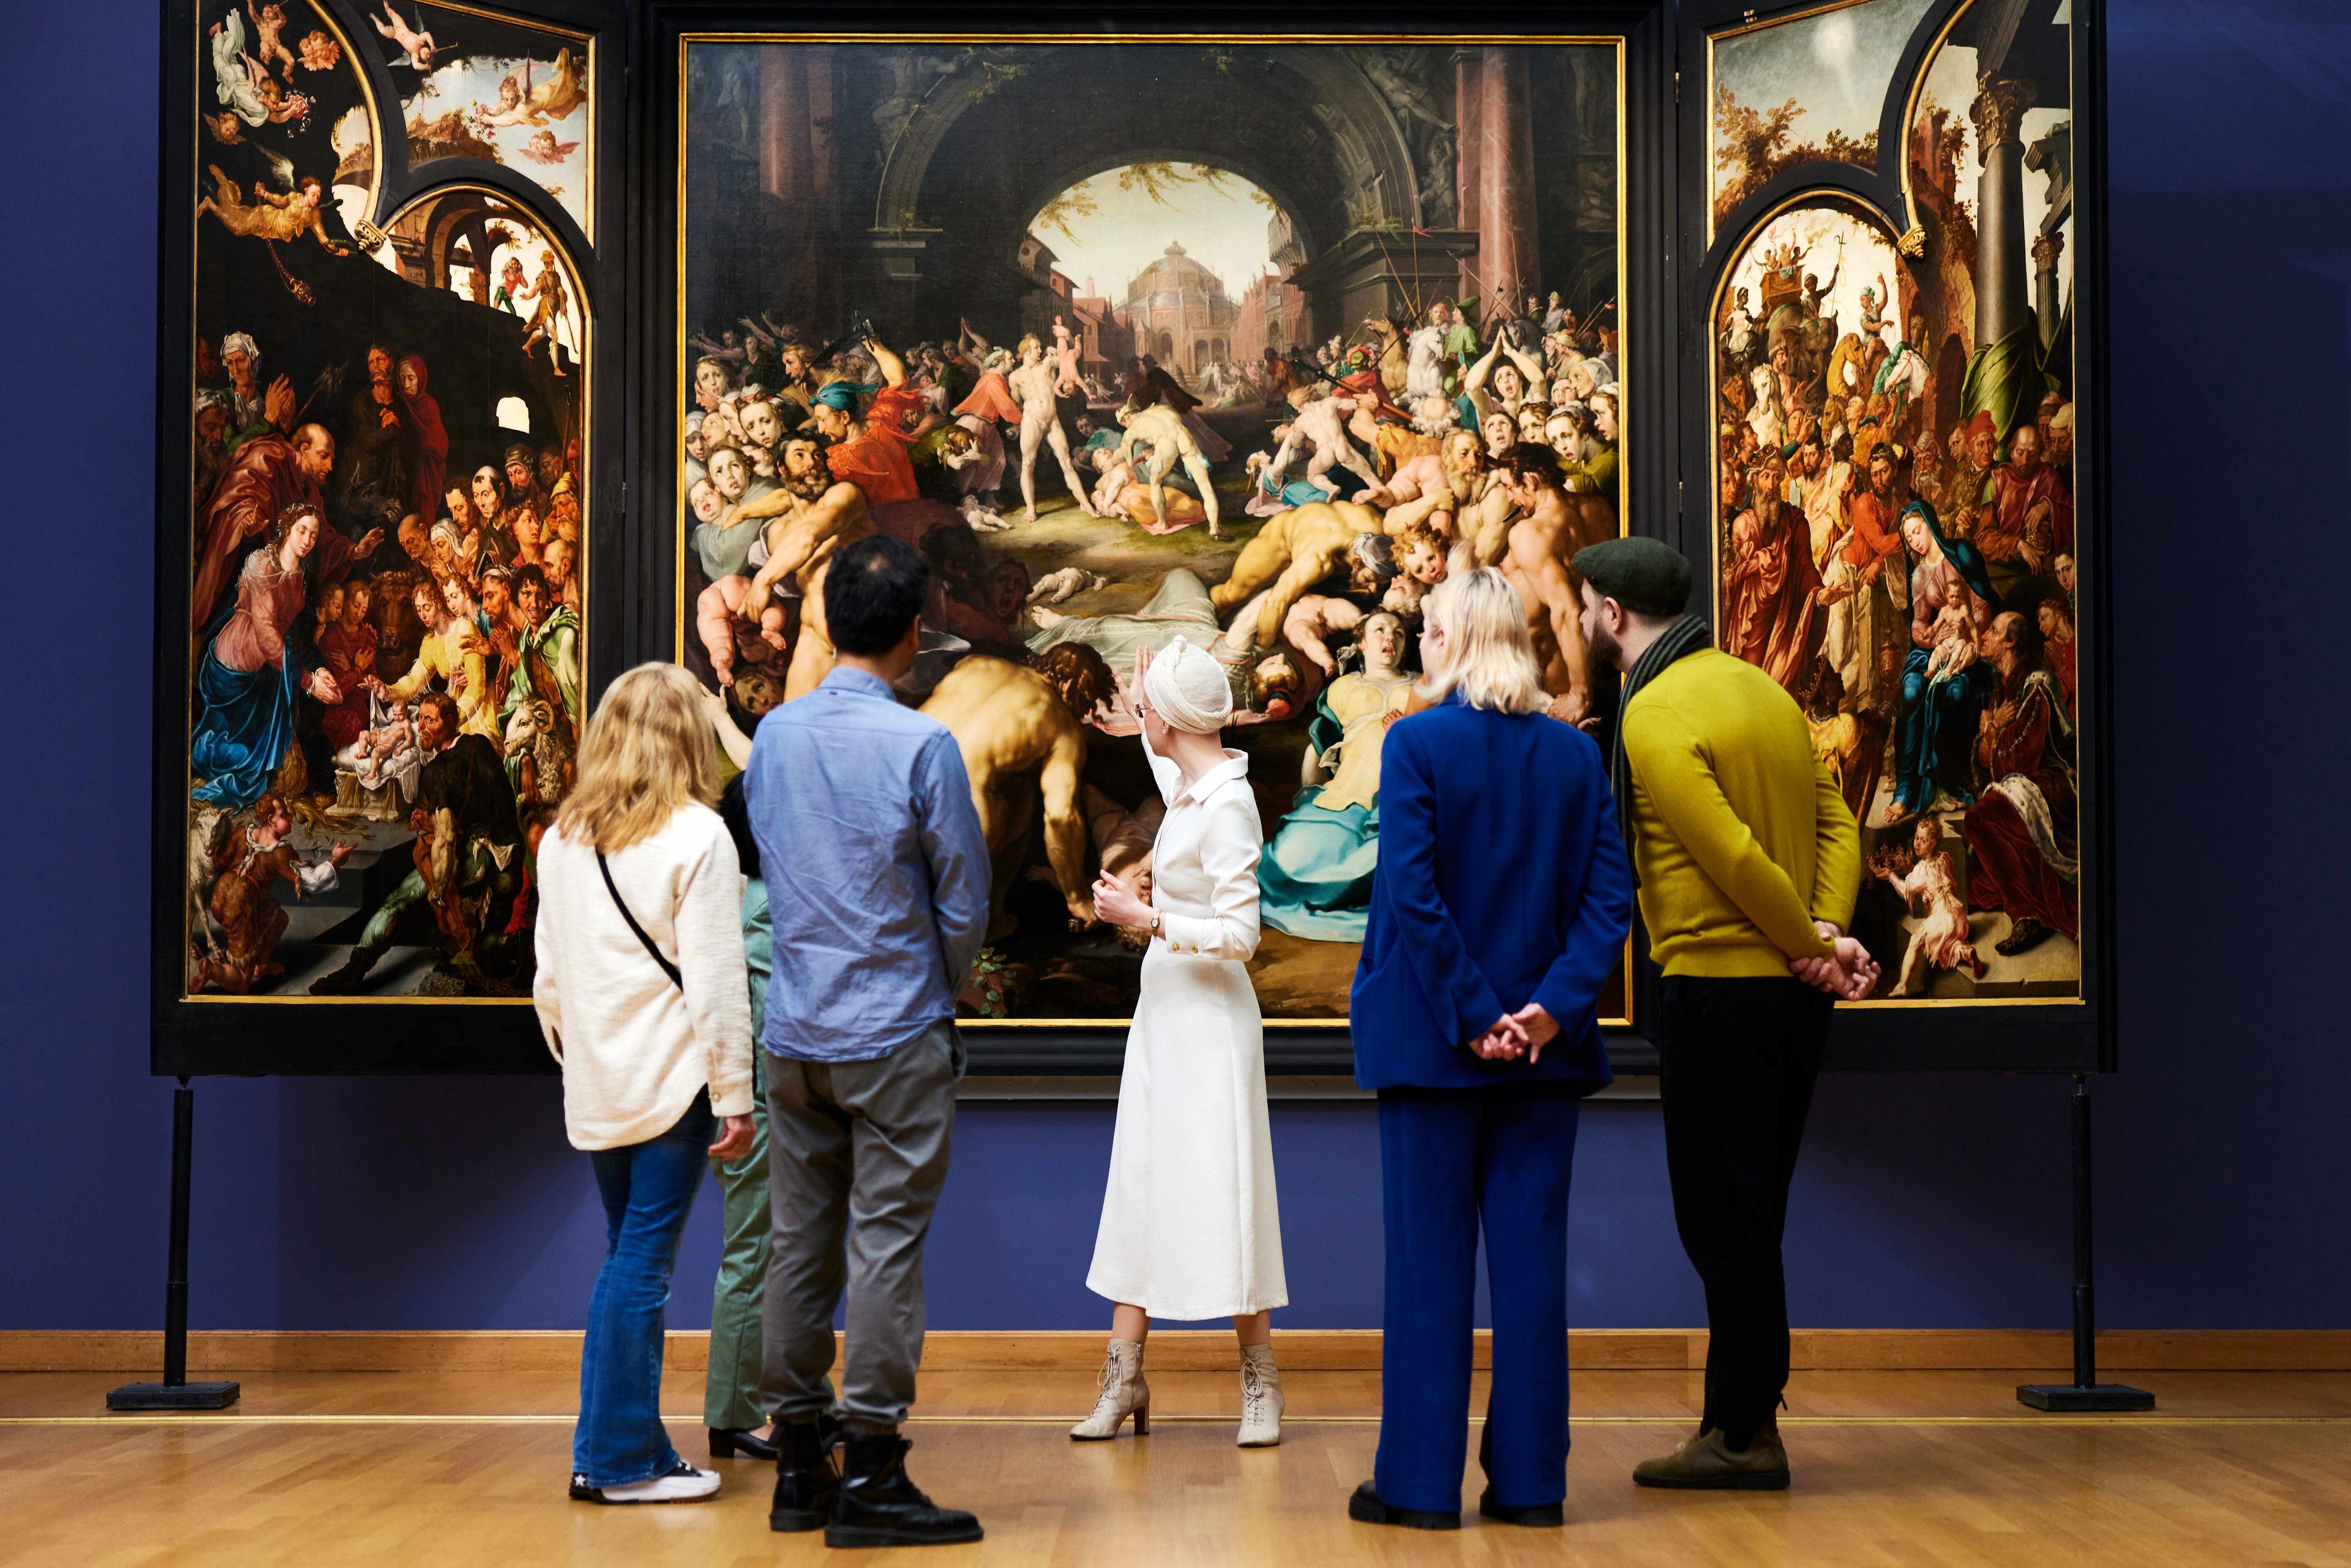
[1878,817,1988,994]
[1210,500,1395,651]
[1010,334,1103,523]
[353,699,420,787]
[372,1,438,71]
[247,2,296,78]
[1116,402,1220,537]
[919,649,1120,939]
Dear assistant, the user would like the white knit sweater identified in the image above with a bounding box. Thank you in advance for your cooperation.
[533,804,756,1150]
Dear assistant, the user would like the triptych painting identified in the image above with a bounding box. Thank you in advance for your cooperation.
[152,0,2105,1073]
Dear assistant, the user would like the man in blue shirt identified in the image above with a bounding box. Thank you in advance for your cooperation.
[745,535,989,1550]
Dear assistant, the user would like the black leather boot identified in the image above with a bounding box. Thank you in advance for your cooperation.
[767,1421,839,1533]
[826,1432,983,1548]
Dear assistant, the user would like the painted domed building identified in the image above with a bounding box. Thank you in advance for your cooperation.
[1120,241,1239,381]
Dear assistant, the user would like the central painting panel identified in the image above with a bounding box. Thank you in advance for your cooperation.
[678,37,1624,1024]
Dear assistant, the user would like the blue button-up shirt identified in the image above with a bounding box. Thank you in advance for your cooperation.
[743,668,991,1060]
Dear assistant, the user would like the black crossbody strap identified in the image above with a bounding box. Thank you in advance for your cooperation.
[596,849,683,991]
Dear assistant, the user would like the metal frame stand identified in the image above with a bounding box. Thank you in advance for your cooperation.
[107,1079,240,1411]
[2017,1074,2153,1412]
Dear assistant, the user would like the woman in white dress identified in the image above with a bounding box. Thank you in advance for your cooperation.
[1074,637,1288,1448]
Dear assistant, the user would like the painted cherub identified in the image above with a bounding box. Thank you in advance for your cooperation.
[520,128,582,165]
[372,1,440,71]
[1921,599,1980,685]
[296,28,343,72]
[1877,817,1989,995]
[246,2,296,78]
[353,699,421,787]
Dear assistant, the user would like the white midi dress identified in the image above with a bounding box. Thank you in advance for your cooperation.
[1086,748,1288,1321]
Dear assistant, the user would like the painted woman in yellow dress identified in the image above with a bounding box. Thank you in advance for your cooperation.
[1259,612,1415,942]
[372,578,500,742]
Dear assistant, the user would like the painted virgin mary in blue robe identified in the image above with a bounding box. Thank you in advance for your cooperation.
[1891,500,1997,818]
[190,510,326,809]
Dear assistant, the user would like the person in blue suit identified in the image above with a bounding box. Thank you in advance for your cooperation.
[1344,567,1632,1532]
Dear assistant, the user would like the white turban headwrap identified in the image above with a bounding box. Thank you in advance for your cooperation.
[1141,635,1232,735]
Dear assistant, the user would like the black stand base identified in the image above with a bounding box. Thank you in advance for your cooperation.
[2015,1381,2154,1412]
[107,1379,242,1411]
[2014,1075,2154,1415]
[108,1080,242,1416]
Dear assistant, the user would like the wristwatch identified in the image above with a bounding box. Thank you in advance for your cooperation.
[1150,912,1164,940]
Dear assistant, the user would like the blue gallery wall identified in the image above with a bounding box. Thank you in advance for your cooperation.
[3,1,2346,1335]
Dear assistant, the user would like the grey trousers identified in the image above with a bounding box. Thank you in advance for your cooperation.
[760,1021,963,1433]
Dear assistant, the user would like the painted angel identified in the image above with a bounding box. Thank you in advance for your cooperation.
[211,10,309,127]
[245,2,296,78]
[473,48,585,131]
[372,1,440,72]
[199,166,353,254]
[519,128,581,165]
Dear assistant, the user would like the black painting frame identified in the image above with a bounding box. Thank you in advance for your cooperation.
[152,0,631,1075]
[1675,0,2113,1072]
[631,2,1679,1076]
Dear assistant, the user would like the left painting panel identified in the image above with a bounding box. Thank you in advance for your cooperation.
[186,0,589,1002]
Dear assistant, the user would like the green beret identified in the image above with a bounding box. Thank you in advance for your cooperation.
[1572,536,1693,618]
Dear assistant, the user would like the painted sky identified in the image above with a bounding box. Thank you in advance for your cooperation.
[1713,0,1937,151]
[1029,165,1279,305]
[396,50,592,238]
[1722,203,1899,351]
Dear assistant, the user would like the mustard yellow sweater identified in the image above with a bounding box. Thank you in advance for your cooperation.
[1621,649,1861,977]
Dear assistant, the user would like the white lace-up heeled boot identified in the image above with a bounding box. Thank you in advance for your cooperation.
[1237,1341,1283,1447]
[1070,1338,1150,1441]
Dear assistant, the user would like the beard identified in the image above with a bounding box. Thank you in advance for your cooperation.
[1586,620,1623,672]
[783,467,832,501]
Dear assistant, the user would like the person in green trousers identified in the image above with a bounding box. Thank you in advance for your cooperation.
[707,776,839,1460]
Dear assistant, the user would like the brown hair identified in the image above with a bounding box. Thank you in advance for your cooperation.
[1027,643,1117,723]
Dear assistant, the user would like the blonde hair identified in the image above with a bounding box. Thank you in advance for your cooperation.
[555,662,722,852]
[1415,568,1551,716]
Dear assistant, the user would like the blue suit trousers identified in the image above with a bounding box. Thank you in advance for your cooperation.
[1374,1084,1583,1514]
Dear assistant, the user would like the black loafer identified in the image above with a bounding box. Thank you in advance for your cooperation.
[1479,1486,1564,1526]
[1348,1480,1460,1530]
[710,1427,780,1461]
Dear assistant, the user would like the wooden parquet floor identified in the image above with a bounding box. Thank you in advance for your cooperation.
[4,1368,2348,1567]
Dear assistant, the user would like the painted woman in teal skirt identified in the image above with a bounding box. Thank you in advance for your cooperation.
[1260,612,1415,941]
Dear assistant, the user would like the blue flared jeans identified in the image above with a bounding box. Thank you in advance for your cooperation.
[574,1093,714,1487]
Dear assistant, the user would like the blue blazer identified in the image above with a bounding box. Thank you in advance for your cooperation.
[1351,694,1632,1091]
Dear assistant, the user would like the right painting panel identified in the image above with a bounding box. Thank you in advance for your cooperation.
[1711,0,2080,1003]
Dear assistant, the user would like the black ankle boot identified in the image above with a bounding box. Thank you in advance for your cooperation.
[767,1421,838,1533]
[826,1431,983,1548]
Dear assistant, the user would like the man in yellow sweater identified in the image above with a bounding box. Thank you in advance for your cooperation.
[1572,536,1877,1491]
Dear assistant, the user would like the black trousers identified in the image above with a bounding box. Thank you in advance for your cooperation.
[1657,975,1832,1447]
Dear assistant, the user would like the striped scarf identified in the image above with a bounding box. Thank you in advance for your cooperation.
[1610,613,1714,886]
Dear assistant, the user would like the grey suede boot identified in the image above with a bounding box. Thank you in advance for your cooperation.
[1070,1339,1150,1441]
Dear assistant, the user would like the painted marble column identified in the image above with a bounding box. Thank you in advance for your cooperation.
[1455,50,1484,309]
[1476,47,1541,311]
[2033,231,2066,351]
[1970,75,2038,352]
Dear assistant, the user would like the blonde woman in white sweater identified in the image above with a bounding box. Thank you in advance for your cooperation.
[534,662,757,1506]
